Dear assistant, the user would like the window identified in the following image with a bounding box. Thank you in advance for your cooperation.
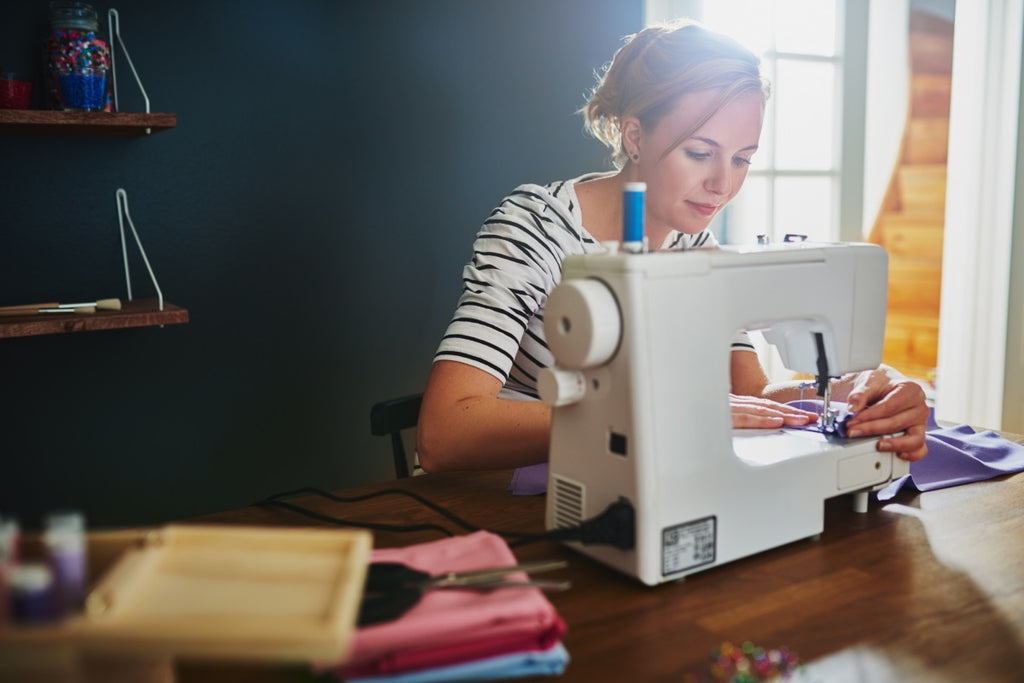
[645,0,847,245]
[699,0,841,245]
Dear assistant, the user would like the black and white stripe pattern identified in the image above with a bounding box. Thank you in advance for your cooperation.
[434,174,750,398]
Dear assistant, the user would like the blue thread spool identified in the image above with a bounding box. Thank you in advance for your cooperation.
[622,182,646,253]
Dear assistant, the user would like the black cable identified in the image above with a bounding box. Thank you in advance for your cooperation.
[255,499,457,538]
[258,486,481,534]
[251,486,633,549]
[253,486,553,544]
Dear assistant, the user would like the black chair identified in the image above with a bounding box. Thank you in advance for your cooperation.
[370,393,423,479]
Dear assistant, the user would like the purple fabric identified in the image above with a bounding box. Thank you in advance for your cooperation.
[508,463,548,496]
[786,399,853,438]
[787,400,1024,498]
[876,421,1024,500]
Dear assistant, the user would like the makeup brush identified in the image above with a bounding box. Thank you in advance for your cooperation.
[59,298,122,311]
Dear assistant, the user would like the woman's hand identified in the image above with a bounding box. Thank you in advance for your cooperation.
[842,366,930,462]
[730,394,818,429]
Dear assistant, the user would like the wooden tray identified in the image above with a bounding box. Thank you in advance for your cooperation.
[0,524,371,678]
[79,524,371,661]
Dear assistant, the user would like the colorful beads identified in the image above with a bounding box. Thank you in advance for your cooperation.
[45,27,112,111]
[684,641,801,682]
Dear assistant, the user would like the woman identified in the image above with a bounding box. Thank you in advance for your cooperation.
[418,20,929,472]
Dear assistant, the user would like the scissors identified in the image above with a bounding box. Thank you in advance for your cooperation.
[357,559,570,627]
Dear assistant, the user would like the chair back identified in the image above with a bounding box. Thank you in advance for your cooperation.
[370,393,423,478]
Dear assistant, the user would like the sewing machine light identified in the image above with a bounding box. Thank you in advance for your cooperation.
[761,319,840,378]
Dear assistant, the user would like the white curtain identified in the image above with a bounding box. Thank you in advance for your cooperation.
[936,0,1024,428]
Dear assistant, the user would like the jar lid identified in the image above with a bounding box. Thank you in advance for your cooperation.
[45,509,86,533]
[9,563,53,593]
[49,1,100,31]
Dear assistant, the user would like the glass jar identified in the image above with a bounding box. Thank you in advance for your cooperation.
[44,510,87,617]
[44,1,112,111]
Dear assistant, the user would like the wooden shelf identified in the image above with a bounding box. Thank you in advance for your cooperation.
[0,110,176,136]
[0,298,188,339]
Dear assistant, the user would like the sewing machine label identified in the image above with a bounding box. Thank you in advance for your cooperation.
[662,516,716,576]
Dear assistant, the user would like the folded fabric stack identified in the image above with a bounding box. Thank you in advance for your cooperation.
[325,531,569,683]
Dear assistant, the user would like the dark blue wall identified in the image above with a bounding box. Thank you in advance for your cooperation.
[0,1,643,528]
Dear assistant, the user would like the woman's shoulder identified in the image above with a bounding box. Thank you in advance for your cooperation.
[501,173,605,211]
[660,229,719,250]
[476,174,607,253]
[489,173,608,232]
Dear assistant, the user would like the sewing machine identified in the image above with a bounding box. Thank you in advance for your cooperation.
[538,240,909,586]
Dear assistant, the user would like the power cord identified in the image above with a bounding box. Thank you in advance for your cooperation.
[252,487,634,550]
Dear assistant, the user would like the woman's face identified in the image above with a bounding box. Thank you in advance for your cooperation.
[634,89,764,237]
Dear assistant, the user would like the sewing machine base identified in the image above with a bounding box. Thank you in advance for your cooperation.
[549,430,909,586]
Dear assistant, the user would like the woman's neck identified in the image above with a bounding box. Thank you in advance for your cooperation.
[577,172,674,248]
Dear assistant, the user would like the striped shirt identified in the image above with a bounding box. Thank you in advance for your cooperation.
[434,174,754,399]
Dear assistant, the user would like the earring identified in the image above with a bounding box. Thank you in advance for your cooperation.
[631,153,639,162]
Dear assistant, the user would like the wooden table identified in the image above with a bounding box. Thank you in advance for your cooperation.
[178,443,1024,683]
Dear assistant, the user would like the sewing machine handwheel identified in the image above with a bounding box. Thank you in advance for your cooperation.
[544,279,621,369]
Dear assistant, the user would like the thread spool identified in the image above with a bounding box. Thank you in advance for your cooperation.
[622,182,646,253]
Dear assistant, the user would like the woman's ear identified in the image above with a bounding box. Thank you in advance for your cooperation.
[621,116,643,160]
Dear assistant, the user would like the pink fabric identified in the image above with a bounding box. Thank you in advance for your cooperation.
[328,531,566,677]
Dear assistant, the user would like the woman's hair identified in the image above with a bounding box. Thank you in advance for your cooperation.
[582,19,770,168]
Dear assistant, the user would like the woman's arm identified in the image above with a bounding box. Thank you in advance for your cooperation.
[416,360,551,472]
[421,352,816,472]
[730,349,818,428]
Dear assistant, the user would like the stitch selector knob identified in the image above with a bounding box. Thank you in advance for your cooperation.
[538,368,587,407]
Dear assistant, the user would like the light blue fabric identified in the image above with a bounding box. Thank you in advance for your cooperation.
[346,642,569,683]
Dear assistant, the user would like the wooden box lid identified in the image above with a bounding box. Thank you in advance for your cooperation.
[72,524,372,663]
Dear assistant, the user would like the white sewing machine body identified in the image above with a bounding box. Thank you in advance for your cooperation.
[540,241,909,586]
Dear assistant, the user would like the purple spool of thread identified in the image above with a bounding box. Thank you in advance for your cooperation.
[44,510,87,617]
[9,563,54,624]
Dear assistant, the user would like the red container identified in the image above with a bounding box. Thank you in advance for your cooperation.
[0,76,32,109]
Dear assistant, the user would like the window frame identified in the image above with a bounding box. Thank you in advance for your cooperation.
[642,0,867,244]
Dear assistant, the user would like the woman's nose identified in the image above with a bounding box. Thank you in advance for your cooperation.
[704,163,733,195]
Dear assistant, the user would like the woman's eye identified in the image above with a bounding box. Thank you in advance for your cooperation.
[733,157,752,167]
[686,150,712,161]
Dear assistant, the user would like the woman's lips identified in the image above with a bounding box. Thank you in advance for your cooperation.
[687,201,719,217]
